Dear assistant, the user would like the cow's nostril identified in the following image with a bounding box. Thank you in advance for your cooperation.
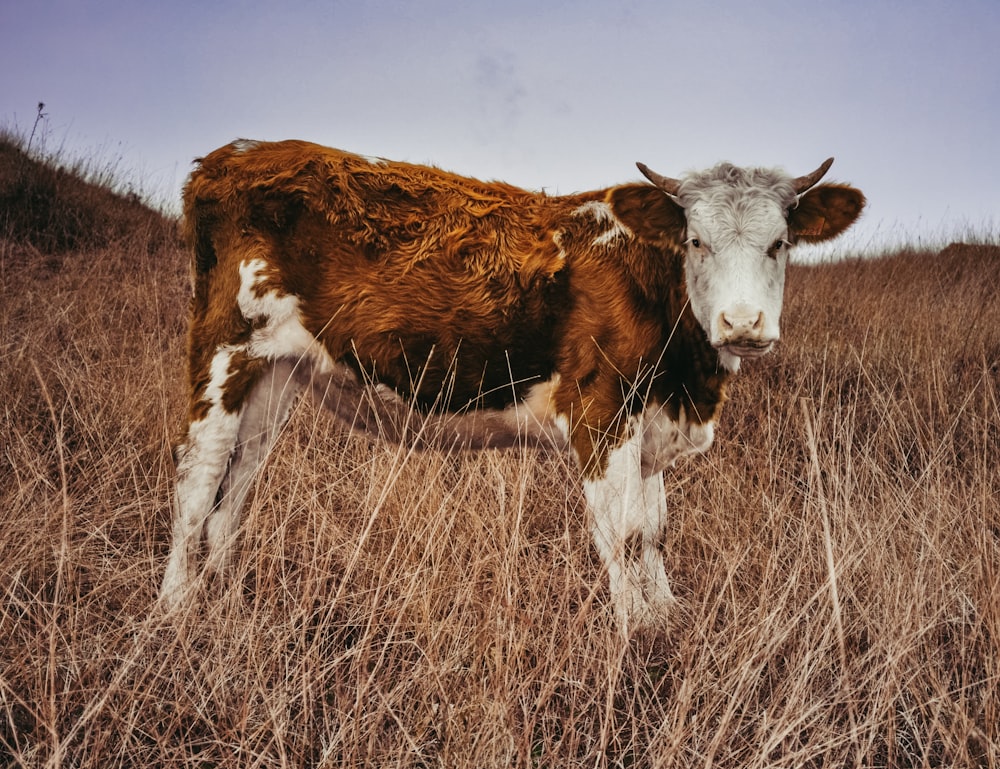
[720,309,765,336]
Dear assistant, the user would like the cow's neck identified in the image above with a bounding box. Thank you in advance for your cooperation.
[647,250,731,425]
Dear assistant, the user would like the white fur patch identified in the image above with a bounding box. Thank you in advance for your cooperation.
[573,200,632,247]
[573,200,616,224]
[183,405,241,467]
[204,345,239,406]
[552,230,568,261]
[718,348,742,373]
[640,405,715,475]
[593,227,629,247]
[238,259,292,321]
[230,139,260,154]
[238,259,335,373]
[500,375,569,447]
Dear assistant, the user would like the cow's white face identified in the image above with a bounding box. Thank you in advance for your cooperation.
[634,158,865,373]
[683,192,790,370]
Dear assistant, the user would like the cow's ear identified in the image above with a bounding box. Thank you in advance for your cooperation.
[608,184,686,246]
[789,184,866,243]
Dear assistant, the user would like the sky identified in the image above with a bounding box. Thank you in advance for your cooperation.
[2,0,999,255]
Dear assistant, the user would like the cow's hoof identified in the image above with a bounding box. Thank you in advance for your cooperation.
[611,578,677,637]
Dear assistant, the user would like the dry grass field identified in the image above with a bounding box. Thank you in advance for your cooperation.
[1,136,998,767]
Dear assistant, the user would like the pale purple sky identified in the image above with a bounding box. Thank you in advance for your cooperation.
[3,0,998,254]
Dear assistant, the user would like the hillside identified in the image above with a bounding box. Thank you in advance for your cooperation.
[0,134,176,254]
[0,144,997,767]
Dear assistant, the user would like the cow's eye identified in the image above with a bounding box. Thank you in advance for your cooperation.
[768,239,786,259]
[690,238,701,248]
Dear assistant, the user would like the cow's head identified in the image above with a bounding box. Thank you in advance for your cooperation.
[634,158,865,370]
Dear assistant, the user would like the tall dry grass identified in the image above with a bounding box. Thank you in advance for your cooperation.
[0,142,997,767]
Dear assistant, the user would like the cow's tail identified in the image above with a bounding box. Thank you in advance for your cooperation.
[182,139,259,280]
[181,163,221,280]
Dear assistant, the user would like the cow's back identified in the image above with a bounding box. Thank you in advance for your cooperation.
[183,139,591,411]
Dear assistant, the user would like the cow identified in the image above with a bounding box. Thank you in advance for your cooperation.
[157,139,865,635]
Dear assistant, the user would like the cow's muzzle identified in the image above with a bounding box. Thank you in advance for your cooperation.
[714,308,778,359]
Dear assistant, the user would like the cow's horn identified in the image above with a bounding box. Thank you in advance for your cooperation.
[791,158,834,194]
[636,162,682,196]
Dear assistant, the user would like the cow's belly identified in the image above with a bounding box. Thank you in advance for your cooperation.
[345,338,557,414]
[308,362,569,452]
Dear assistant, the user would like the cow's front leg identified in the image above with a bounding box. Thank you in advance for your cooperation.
[583,425,675,636]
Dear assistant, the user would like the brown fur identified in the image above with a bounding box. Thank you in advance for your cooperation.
[789,183,866,243]
[182,140,723,475]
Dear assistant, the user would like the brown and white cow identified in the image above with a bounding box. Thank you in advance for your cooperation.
[158,139,864,634]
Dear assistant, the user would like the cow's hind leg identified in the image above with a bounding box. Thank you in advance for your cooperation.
[159,346,252,610]
[203,358,304,576]
[158,345,302,610]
